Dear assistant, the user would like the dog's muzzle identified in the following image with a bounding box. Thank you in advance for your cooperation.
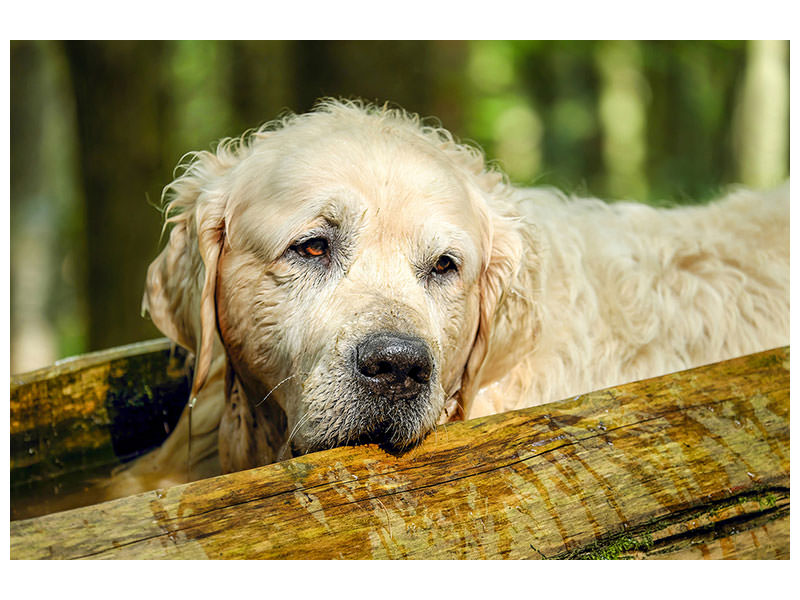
[295,332,437,453]
[354,332,433,400]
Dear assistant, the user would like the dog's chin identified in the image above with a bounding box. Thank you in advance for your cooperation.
[289,387,442,456]
[290,425,427,458]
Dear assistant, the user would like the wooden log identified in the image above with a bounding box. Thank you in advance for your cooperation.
[10,346,788,559]
[10,339,192,520]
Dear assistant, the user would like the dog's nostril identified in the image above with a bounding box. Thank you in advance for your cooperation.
[408,365,431,384]
[355,333,433,397]
[361,360,393,378]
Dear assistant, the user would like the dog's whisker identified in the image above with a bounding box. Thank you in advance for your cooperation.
[279,410,314,461]
[256,373,298,408]
[280,418,307,460]
[435,421,449,444]
[187,395,197,482]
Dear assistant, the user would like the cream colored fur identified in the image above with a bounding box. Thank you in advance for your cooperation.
[104,100,789,499]
[469,184,789,418]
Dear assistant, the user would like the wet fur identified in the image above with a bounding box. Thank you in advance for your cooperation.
[105,100,789,498]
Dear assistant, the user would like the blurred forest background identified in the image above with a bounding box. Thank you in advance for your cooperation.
[10,40,789,373]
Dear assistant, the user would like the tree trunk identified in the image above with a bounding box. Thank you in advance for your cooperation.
[62,41,169,351]
[11,347,789,559]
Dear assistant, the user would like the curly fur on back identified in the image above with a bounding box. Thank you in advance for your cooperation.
[468,184,789,417]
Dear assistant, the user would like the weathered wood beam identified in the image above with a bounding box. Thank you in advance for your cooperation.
[11,339,191,520]
[10,347,789,559]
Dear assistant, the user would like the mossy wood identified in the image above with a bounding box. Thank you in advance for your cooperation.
[10,346,789,559]
[10,339,192,520]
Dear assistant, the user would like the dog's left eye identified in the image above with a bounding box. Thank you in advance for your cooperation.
[292,237,330,260]
[432,255,457,275]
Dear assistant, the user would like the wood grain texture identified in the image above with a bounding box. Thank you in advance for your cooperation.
[11,339,191,520]
[10,347,789,559]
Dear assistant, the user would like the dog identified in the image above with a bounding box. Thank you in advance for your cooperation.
[108,99,789,497]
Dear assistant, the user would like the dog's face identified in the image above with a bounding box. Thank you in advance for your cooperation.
[144,103,522,470]
[216,127,490,454]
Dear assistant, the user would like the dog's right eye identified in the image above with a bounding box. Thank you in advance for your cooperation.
[432,255,456,275]
[291,237,330,261]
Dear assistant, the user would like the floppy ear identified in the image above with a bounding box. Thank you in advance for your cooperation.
[457,210,525,418]
[142,152,228,399]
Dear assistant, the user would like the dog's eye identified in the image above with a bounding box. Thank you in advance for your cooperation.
[292,237,329,259]
[432,255,457,275]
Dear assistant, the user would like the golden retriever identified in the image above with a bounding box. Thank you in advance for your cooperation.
[109,99,789,496]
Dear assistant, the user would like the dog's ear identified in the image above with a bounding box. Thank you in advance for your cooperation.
[143,151,228,399]
[458,209,526,418]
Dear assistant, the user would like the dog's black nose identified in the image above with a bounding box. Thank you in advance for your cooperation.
[355,333,432,399]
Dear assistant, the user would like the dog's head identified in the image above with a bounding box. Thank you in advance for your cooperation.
[144,101,526,470]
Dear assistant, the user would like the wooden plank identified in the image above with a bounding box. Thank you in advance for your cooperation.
[10,339,192,520]
[10,347,789,559]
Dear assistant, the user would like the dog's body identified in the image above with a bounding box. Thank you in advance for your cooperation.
[469,184,789,419]
[107,100,789,498]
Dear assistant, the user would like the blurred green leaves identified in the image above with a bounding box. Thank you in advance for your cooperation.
[10,40,789,371]
[463,40,788,202]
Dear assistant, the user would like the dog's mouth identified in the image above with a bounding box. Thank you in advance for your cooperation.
[291,387,436,455]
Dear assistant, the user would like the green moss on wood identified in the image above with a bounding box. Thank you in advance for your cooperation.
[557,532,655,560]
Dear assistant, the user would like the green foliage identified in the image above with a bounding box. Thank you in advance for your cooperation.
[10,41,789,368]
[464,40,787,203]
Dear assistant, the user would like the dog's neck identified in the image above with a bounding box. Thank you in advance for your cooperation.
[217,360,288,473]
